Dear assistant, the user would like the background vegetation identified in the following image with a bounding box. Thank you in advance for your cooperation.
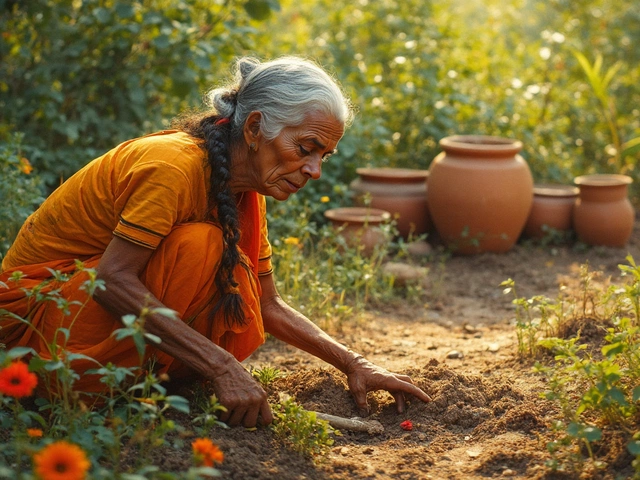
[1,0,638,252]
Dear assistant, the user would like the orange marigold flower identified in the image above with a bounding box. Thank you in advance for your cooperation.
[27,428,44,438]
[33,441,91,480]
[0,361,38,398]
[192,438,224,467]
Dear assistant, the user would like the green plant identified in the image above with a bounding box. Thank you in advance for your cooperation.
[574,51,640,173]
[509,256,640,475]
[0,132,44,259]
[250,365,285,388]
[0,265,225,478]
[271,395,336,457]
[501,278,568,358]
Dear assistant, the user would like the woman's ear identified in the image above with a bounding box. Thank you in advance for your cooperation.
[243,111,263,146]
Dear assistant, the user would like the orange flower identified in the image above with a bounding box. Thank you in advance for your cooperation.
[0,361,38,398]
[192,438,224,467]
[27,428,44,438]
[18,157,33,174]
[33,441,90,480]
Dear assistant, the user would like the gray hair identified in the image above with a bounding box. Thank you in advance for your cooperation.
[206,56,355,140]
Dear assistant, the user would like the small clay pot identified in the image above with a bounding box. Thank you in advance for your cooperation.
[573,174,635,247]
[324,207,391,256]
[350,168,431,239]
[523,184,578,239]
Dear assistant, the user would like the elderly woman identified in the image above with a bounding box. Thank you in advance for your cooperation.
[0,56,430,427]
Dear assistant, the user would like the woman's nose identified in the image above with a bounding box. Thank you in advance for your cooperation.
[301,154,322,180]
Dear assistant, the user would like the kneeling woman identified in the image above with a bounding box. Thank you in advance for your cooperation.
[0,56,430,427]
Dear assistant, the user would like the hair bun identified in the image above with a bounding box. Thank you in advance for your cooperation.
[236,57,260,80]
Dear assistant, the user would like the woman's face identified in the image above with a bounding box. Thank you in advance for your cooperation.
[248,111,345,201]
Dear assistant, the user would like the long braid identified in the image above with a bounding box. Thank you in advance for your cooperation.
[200,115,247,329]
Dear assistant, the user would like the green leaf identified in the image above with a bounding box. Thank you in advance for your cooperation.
[165,395,191,414]
[115,3,135,18]
[583,426,602,442]
[7,346,36,359]
[152,35,171,50]
[244,0,275,20]
[44,360,65,371]
[628,439,640,455]
[601,342,624,358]
[144,333,162,344]
[606,387,628,407]
[621,137,640,158]
[93,7,112,24]
[633,386,640,402]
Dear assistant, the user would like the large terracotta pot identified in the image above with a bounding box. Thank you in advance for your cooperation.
[573,174,635,247]
[427,135,533,254]
[324,207,391,256]
[350,167,431,239]
[523,184,578,239]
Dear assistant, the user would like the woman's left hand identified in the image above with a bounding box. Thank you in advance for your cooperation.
[345,356,431,414]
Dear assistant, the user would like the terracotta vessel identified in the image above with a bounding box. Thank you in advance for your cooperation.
[573,174,635,247]
[350,167,431,239]
[324,207,391,256]
[523,184,578,239]
[427,135,533,254]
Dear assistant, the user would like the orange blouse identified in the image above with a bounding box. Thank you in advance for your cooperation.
[2,130,273,276]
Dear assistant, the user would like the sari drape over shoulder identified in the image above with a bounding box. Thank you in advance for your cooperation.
[0,131,273,395]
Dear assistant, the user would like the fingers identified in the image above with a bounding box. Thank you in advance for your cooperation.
[392,391,406,413]
[259,399,274,425]
[348,377,370,414]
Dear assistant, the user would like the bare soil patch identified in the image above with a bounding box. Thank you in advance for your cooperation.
[172,226,640,479]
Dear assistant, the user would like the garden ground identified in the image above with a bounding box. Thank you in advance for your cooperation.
[165,225,640,480]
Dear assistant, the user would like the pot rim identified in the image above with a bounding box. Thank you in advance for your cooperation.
[533,184,579,197]
[324,207,391,223]
[439,135,523,154]
[355,167,429,182]
[574,174,633,187]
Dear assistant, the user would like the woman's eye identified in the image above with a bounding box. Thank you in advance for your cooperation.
[299,145,310,156]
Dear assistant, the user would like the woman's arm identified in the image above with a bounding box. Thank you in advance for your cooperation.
[259,274,431,413]
[94,236,272,427]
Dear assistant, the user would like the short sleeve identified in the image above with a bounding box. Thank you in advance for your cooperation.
[113,162,195,249]
[257,195,273,276]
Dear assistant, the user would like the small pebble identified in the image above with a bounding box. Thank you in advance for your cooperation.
[502,469,515,477]
[362,447,374,454]
[446,350,464,359]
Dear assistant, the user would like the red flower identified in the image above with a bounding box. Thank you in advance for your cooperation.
[400,420,413,431]
[0,361,38,398]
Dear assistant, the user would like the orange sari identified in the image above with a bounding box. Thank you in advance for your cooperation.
[0,131,272,395]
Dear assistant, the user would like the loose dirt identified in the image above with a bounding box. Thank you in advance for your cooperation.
[169,226,640,480]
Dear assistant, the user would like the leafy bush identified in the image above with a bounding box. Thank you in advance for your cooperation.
[0,132,44,260]
[0,0,279,189]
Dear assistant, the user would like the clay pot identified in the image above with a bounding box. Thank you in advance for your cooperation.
[427,135,533,254]
[324,207,391,256]
[523,184,578,239]
[573,174,635,247]
[350,168,431,239]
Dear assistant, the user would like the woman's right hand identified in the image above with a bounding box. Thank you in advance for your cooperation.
[212,360,273,428]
